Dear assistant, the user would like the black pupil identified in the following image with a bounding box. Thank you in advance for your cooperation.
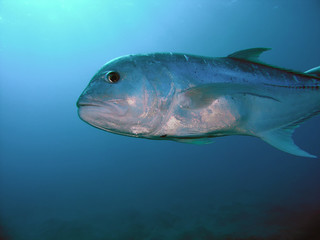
[108,72,120,83]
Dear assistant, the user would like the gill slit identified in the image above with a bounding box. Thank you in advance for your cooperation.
[149,64,177,136]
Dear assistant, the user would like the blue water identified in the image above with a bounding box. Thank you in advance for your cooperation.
[1,1,320,239]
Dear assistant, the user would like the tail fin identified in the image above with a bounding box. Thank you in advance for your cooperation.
[305,66,320,78]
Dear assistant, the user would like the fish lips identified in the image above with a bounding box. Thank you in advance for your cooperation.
[77,98,129,117]
[77,101,100,108]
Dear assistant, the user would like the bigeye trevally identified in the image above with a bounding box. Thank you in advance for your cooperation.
[77,48,320,158]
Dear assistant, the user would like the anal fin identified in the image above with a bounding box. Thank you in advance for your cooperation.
[259,126,316,158]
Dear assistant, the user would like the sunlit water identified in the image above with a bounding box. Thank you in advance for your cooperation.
[1,1,320,239]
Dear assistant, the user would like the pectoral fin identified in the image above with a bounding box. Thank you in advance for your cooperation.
[259,126,316,158]
[181,83,279,109]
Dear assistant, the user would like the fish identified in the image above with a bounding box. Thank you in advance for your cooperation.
[77,48,320,158]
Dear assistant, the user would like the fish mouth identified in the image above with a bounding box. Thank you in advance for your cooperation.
[77,102,101,108]
[77,99,128,117]
[76,97,105,108]
[77,102,99,107]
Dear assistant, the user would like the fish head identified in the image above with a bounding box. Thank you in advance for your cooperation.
[77,54,173,138]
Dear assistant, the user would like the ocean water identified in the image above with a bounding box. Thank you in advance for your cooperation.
[1,0,320,239]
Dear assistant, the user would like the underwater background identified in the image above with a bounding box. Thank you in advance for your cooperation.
[1,0,320,239]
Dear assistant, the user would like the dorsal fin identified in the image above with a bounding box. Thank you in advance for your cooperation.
[305,66,320,77]
[227,48,271,63]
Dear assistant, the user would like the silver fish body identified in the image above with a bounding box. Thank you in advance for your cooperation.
[77,48,320,157]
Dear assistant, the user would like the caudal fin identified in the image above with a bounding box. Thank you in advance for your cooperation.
[259,125,316,158]
[305,66,320,78]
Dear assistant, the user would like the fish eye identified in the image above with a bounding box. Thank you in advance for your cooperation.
[105,71,120,83]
